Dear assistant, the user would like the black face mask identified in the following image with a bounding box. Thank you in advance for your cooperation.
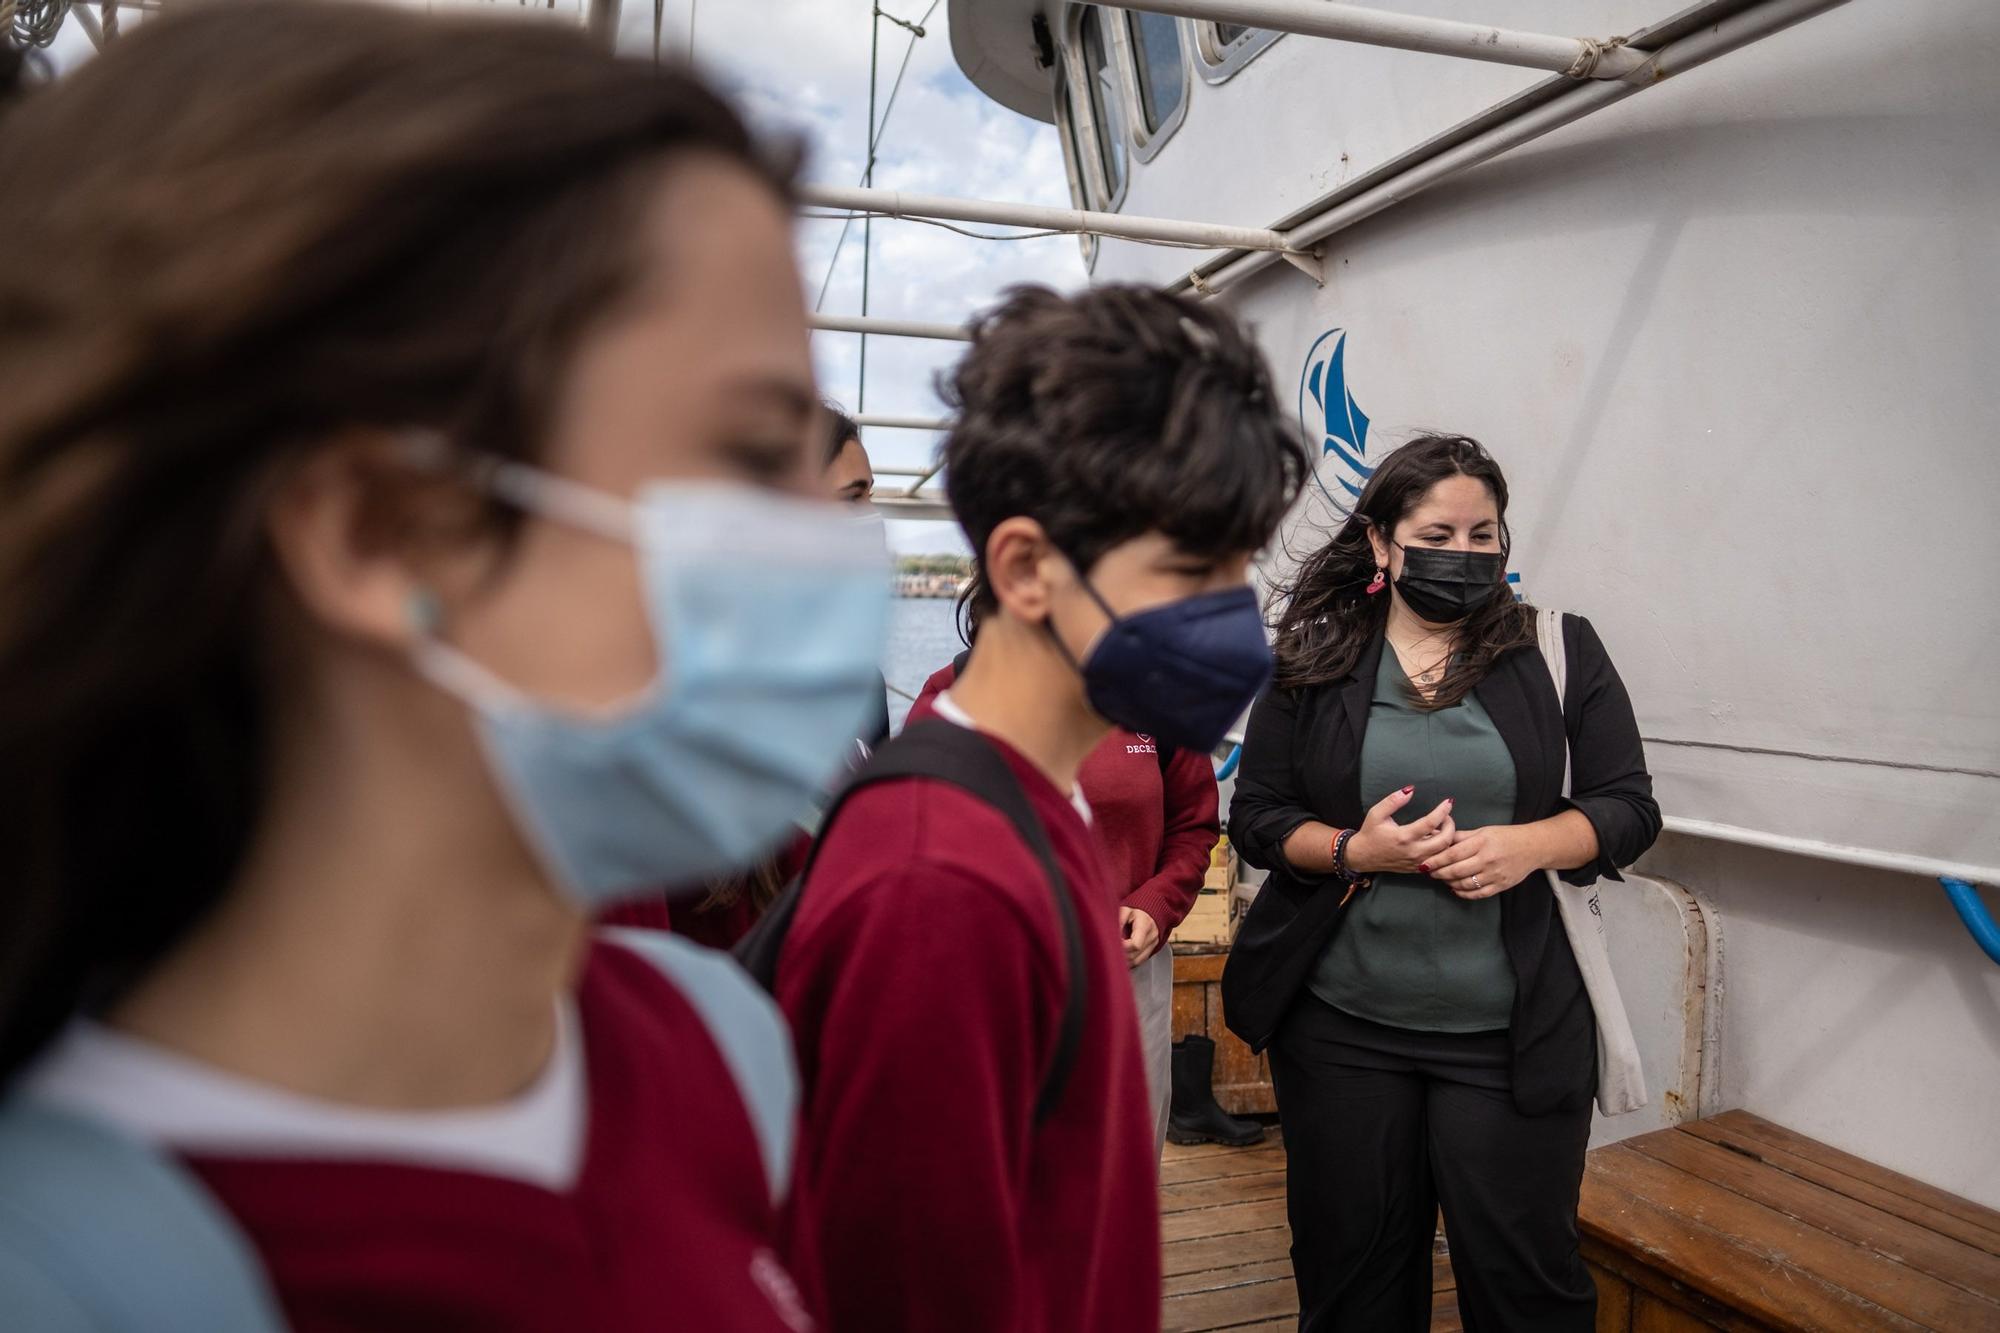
[1392,542,1506,624]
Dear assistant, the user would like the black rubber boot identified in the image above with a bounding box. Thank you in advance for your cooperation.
[1167,1035,1265,1147]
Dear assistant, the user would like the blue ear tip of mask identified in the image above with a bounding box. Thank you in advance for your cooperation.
[408,589,444,635]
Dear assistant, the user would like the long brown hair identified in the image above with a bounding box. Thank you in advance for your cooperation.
[0,3,790,1082]
[1271,435,1533,708]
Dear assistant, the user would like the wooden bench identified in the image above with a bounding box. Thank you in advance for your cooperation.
[1581,1111,2000,1331]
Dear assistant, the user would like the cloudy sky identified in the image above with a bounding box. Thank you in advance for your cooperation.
[48,0,1082,552]
[632,1,1089,553]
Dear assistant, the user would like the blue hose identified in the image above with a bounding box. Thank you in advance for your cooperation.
[1214,743,1242,781]
[1941,877,2000,967]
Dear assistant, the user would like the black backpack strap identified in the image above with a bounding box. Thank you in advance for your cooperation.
[735,720,1087,1124]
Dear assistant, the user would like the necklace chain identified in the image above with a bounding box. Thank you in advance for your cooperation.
[1387,629,1456,689]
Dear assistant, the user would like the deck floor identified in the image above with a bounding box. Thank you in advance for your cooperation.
[1160,1130,1463,1332]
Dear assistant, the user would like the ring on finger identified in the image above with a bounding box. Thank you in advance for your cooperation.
[1469,875,1482,891]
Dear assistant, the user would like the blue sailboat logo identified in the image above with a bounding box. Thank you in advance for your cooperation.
[1299,328,1372,508]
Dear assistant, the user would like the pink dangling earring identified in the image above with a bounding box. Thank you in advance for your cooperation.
[1366,567,1387,596]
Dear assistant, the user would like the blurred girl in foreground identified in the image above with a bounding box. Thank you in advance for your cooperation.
[0,6,888,1329]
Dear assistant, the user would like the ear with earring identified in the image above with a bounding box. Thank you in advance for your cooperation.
[1356,513,1387,595]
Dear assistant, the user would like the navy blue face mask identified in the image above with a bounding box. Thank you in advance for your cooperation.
[1050,576,1274,754]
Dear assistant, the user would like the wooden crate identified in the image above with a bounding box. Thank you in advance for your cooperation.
[1170,946,1275,1116]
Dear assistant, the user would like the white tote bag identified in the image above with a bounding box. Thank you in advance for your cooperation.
[1536,608,1648,1116]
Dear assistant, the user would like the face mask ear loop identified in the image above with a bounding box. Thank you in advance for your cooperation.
[394,432,636,547]
[1041,612,1087,677]
[1051,549,1131,674]
[406,586,530,713]
[1033,547,1114,680]
[1072,568,1122,627]
[484,462,636,545]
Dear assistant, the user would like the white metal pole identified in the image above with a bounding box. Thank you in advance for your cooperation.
[1111,1,1649,80]
[812,313,973,342]
[871,496,955,520]
[1661,817,2000,889]
[66,4,103,47]
[804,184,1296,254]
[1181,0,1851,296]
[853,414,952,431]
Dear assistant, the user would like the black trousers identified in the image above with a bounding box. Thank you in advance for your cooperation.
[1268,997,1596,1333]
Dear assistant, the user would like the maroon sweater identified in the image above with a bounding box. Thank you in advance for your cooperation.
[597,829,813,948]
[184,939,814,1333]
[777,727,1160,1333]
[913,663,1219,936]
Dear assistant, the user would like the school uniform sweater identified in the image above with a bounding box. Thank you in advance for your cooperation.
[776,718,1160,1333]
[913,662,1219,935]
[23,936,815,1333]
[597,829,813,947]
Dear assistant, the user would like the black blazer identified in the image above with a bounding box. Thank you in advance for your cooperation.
[1221,613,1661,1115]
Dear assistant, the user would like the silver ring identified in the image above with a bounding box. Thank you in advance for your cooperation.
[1470,876,1482,890]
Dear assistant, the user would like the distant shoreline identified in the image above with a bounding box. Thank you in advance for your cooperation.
[893,574,968,600]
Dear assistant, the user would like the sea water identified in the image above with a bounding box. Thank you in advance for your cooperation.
[881,596,963,731]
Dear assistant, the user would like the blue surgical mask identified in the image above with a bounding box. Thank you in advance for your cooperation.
[412,462,891,906]
[1052,576,1274,754]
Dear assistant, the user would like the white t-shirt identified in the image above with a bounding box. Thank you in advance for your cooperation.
[19,997,586,1191]
[930,688,1093,826]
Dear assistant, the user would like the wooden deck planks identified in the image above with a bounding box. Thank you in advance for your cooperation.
[1159,1169,1288,1214]
[1158,1133,1463,1331]
[1162,1111,2000,1332]
[1158,1143,1287,1187]
[1162,1196,1291,1246]
[1162,1224,1291,1280]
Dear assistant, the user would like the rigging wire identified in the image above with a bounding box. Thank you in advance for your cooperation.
[802,209,1296,255]
[858,5,880,411]
[812,0,939,313]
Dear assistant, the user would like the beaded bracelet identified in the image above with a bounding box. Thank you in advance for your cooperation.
[1331,827,1361,881]
[1330,827,1372,906]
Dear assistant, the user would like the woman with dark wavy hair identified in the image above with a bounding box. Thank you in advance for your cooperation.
[1223,435,1661,1332]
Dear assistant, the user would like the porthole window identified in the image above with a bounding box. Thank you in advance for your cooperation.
[1075,8,1128,207]
[1051,60,1100,265]
[1124,12,1187,138]
[1193,21,1283,83]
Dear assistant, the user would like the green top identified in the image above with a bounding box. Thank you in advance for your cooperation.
[1309,647,1518,1032]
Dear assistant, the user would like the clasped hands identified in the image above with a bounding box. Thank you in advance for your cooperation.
[1345,786,1541,900]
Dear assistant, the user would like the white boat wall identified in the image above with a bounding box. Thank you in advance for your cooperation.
[948,0,2000,1205]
